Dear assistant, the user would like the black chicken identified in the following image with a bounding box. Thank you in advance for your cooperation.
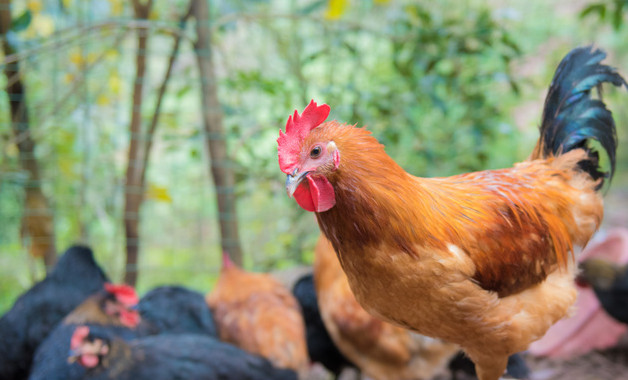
[578,258,628,324]
[66,325,298,380]
[28,324,136,380]
[0,245,108,379]
[448,352,531,380]
[292,273,355,377]
[29,283,141,380]
[136,285,217,336]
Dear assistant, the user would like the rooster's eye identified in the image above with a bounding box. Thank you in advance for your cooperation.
[310,146,322,158]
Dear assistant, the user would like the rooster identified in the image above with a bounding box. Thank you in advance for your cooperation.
[277,46,626,380]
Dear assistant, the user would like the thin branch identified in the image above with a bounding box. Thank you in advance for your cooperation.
[211,12,408,40]
[139,2,194,187]
[1,10,413,69]
[124,0,155,286]
[1,19,195,66]
[193,0,243,265]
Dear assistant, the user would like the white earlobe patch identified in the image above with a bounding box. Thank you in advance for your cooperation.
[327,141,340,170]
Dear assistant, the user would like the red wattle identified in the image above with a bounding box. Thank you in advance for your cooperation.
[308,175,336,212]
[293,180,315,212]
[292,174,335,212]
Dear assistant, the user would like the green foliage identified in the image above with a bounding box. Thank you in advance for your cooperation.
[364,3,522,175]
[11,10,32,32]
[581,0,628,30]
[2,0,628,314]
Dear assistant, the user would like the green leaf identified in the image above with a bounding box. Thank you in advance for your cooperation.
[11,10,32,33]
[501,33,521,55]
[579,3,606,20]
[298,0,326,15]
[612,1,625,29]
[176,85,191,98]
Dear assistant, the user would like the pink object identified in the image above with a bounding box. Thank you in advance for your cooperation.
[277,100,330,174]
[529,228,628,358]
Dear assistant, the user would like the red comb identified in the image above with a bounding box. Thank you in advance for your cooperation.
[104,283,139,306]
[70,326,90,350]
[277,100,330,173]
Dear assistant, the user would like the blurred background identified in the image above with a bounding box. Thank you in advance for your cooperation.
[0,0,627,313]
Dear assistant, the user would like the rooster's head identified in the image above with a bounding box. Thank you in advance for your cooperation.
[277,100,341,212]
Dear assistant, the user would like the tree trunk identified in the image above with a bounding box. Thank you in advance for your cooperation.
[0,0,57,269]
[123,0,191,285]
[193,0,243,265]
[123,0,153,285]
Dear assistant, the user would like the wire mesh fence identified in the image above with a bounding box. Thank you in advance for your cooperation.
[0,1,322,312]
[2,0,628,314]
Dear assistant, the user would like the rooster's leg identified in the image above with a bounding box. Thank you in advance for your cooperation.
[470,353,508,380]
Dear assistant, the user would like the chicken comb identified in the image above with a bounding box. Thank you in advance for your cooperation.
[70,326,90,350]
[277,99,330,174]
[104,283,139,306]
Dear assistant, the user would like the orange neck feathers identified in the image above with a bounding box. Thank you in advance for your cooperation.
[311,122,439,257]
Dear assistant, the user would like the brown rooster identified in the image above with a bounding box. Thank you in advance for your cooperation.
[314,234,459,380]
[206,253,308,373]
[277,47,626,380]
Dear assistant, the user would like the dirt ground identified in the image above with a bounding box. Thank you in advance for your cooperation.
[445,343,628,379]
[307,344,628,380]
[525,346,628,380]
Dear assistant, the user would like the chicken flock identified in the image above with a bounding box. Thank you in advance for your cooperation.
[0,244,472,380]
[2,46,627,380]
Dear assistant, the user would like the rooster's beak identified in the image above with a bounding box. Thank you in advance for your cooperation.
[286,169,309,198]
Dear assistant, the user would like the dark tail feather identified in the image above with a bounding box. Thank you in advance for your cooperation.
[535,46,626,188]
